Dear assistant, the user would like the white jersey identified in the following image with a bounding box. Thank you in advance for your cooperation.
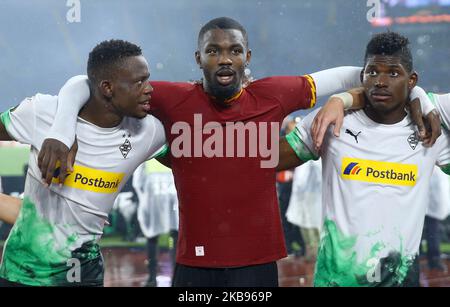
[287,160,323,230]
[0,94,166,286]
[295,108,450,287]
[427,166,450,220]
[427,93,450,220]
[429,93,450,130]
[133,160,179,238]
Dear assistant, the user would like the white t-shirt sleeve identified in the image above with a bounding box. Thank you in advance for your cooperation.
[146,117,167,160]
[132,163,146,197]
[4,97,37,146]
[309,66,361,97]
[429,93,450,131]
[435,130,450,172]
[292,108,320,161]
[3,94,57,149]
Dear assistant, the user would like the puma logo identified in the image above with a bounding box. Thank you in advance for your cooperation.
[345,129,361,143]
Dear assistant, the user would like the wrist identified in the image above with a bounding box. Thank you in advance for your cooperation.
[330,92,353,110]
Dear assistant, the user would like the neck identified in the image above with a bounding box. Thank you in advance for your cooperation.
[79,95,123,128]
[363,104,407,125]
[202,82,243,107]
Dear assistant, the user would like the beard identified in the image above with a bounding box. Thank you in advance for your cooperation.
[204,72,242,102]
[208,82,240,101]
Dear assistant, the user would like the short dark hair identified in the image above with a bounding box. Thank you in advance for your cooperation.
[87,39,142,83]
[198,17,248,47]
[364,31,413,72]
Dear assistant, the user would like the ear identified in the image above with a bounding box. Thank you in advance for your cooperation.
[408,71,418,90]
[99,80,113,99]
[195,51,202,69]
[245,49,252,66]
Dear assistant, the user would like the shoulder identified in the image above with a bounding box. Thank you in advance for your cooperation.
[21,93,57,107]
[150,81,198,95]
[247,76,303,88]
[149,81,200,109]
[123,115,165,138]
[13,93,57,117]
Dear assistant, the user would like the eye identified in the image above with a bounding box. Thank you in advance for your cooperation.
[390,71,399,77]
[368,70,377,76]
[232,48,243,55]
[206,48,217,55]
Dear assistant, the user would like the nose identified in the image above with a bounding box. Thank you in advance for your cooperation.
[218,51,233,66]
[374,74,388,87]
[144,81,153,94]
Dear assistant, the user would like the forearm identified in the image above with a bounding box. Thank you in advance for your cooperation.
[0,123,12,141]
[277,137,304,171]
[47,75,90,148]
[410,86,435,115]
[0,110,13,141]
[0,193,21,224]
[309,66,362,98]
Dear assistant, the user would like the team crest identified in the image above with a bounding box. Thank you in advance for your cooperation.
[119,139,132,158]
[407,132,419,150]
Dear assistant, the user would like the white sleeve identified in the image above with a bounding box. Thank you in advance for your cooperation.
[47,75,91,148]
[309,66,362,97]
[435,131,450,170]
[410,86,435,115]
[146,117,168,160]
[285,108,320,162]
[1,94,58,149]
[429,93,450,130]
[295,108,320,159]
[2,97,36,146]
[132,163,146,196]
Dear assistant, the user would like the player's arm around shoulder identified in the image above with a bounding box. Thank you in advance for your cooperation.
[277,112,320,171]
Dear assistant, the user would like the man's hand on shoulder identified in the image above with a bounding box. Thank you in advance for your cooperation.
[38,138,78,186]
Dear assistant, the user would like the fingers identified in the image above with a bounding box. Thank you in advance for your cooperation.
[333,116,343,138]
[67,137,78,172]
[415,115,427,141]
[427,111,442,147]
[314,118,328,152]
[409,98,426,141]
[58,156,68,188]
[311,114,319,146]
[44,155,57,186]
[38,139,73,188]
[39,150,51,186]
[37,148,45,172]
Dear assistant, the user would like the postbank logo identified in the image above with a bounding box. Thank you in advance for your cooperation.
[341,158,417,187]
[52,164,124,193]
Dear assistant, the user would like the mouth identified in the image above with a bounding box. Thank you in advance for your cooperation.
[370,90,392,102]
[216,69,235,86]
[139,99,151,112]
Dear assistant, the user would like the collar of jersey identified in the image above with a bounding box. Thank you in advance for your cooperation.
[78,116,124,132]
[207,88,244,106]
[357,109,411,128]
